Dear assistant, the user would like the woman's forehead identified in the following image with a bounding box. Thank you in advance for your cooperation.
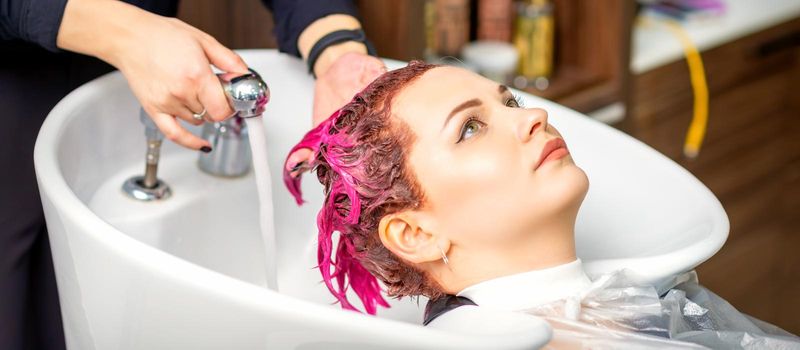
[403,66,490,96]
[392,67,494,127]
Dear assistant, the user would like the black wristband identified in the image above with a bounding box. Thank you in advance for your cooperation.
[306,29,377,77]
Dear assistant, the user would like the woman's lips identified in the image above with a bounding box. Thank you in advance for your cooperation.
[535,138,569,170]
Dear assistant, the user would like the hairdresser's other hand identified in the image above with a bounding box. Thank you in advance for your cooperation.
[312,51,386,126]
[286,50,386,176]
[57,0,248,151]
[287,15,386,176]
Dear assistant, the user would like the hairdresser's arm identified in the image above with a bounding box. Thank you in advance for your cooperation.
[297,15,386,126]
[284,15,386,173]
[262,0,385,124]
[264,0,385,172]
[261,0,358,57]
[55,0,247,150]
[0,0,67,51]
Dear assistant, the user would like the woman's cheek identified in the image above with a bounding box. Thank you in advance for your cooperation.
[460,150,511,181]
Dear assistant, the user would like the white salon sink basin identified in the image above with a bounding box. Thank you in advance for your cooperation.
[89,153,267,286]
[34,50,728,349]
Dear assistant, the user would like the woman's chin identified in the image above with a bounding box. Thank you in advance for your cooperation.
[535,163,589,205]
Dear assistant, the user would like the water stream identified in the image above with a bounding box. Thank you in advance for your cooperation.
[245,116,278,290]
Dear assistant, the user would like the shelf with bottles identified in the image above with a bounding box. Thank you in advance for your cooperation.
[356,0,634,115]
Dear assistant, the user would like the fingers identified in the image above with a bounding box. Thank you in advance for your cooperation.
[197,72,234,122]
[286,148,315,178]
[169,52,230,123]
[154,57,212,125]
[361,57,387,85]
[187,30,244,122]
[156,90,205,126]
[150,111,211,151]
[183,94,206,122]
[198,32,248,74]
[367,57,388,75]
[172,105,205,126]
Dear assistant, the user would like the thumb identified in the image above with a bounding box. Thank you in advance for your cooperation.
[199,34,248,74]
[367,58,387,75]
[362,59,387,84]
[286,148,315,178]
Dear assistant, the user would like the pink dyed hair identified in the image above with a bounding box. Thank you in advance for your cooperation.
[283,61,443,314]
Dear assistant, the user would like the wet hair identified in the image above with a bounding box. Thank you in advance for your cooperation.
[283,61,443,314]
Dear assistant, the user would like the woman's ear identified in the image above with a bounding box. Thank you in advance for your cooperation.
[378,212,444,264]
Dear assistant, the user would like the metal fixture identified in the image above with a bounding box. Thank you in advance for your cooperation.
[121,68,269,199]
[198,69,270,177]
[122,109,172,201]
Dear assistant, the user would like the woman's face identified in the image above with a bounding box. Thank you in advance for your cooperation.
[392,66,589,261]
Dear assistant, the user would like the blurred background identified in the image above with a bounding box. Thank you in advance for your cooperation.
[177,0,799,334]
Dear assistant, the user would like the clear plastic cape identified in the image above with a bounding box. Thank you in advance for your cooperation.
[522,270,800,349]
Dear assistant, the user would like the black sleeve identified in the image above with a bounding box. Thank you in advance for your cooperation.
[261,0,359,57]
[0,0,69,52]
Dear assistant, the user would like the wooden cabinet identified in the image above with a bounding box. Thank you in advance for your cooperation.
[177,0,276,49]
[629,18,800,334]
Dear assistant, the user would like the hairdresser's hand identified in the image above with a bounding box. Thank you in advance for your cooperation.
[286,51,386,176]
[312,51,387,126]
[57,0,248,151]
[286,15,386,176]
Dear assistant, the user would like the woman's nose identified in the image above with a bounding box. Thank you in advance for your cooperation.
[517,108,548,143]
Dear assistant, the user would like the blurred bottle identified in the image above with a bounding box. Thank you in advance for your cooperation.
[513,0,554,90]
[477,0,514,42]
[424,0,438,61]
[431,0,470,58]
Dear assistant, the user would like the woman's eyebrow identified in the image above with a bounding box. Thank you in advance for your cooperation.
[443,98,482,131]
[498,85,510,94]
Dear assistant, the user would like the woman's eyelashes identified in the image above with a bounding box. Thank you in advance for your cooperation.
[506,94,524,108]
[455,95,525,144]
[457,116,486,143]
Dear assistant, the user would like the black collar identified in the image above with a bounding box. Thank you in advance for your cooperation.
[423,295,476,326]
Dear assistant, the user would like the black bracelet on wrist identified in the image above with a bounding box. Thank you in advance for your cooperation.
[306,29,377,77]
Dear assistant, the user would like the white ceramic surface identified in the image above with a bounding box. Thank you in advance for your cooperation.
[34,50,728,349]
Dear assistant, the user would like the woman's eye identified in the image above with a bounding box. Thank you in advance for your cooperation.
[506,96,522,108]
[458,119,484,143]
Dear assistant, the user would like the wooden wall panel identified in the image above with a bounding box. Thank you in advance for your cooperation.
[356,0,427,61]
[177,0,277,49]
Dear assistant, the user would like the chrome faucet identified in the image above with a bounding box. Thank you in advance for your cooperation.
[198,69,270,177]
[122,109,172,201]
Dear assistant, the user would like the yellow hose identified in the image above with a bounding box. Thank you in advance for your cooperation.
[638,16,709,158]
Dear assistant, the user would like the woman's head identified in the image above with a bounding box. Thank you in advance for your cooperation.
[284,61,589,314]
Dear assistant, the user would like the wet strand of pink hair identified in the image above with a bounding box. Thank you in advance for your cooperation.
[283,108,390,315]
